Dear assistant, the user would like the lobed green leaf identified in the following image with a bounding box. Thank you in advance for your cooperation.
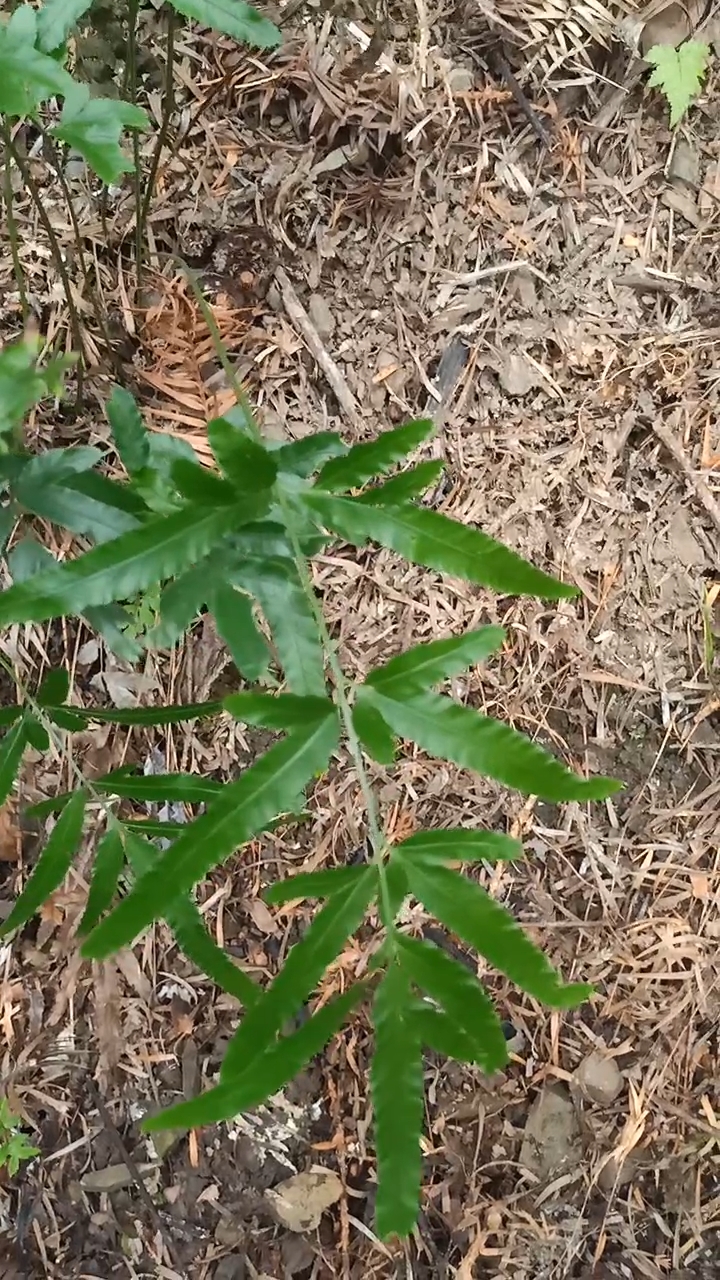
[265,864,369,905]
[106,387,150,477]
[364,687,620,802]
[220,868,377,1079]
[397,933,508,1072]
[371,959,424,1239]
[167,0,281,48]
[224,692,334,732]
[0,792,86,937]
[52,82,150,185]
[0,503,249,626]
[78,828,126,937]
[351,699,396,765]
[304,493,578,599]
[367,625,504,695]
[83,714,340,958]
[404,862,592,1009]
[236,559,325,697]
[316,420,434,493]
[37,0,95,52]
[395,828,523,864]
[209,585,271,683]
[144,984,364,1132]
[356,460,444,508]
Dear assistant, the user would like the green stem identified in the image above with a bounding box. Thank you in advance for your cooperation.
[2,121,29,325]
[125,0,143,286]
[139,8,176,245]
[37,125,120,373]
[9,139,85,406]
[279,504,394,930]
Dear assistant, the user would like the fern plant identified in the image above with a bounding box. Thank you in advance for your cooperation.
[0,340,620,1238]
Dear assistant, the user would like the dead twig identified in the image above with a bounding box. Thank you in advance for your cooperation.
[275,265,362,428]
[651,415,720,536]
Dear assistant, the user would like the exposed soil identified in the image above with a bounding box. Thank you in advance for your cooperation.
[0,6,719,1279]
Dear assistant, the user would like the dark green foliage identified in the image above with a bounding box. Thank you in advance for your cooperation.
[0,317,619,1240]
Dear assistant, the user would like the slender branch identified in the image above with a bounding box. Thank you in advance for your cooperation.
[139,8,176,245]
[125,0,143,284]
[9,138,85,404]
[36,124,119,371]
[2,121,29,325]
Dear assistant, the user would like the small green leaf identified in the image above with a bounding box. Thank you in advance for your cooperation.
[220,868,377,1079]
[106,387,150,477]
[0,707,21,730]
[74,696,222,727]
[351,699,396,765]
[395,828,522,864]
[0,6,74,117]
[382,860,408,923]
[404,863,592,1009]
[52,82,150,185]
[371,959,424,1239]
[411,1003,486,1064]
[149,561,214,649]
[143,984,364,1132]
[356,460,444,507]
[364,688,620,802]
[265,864,369,905]
[224,692,334,732]
[171,459,243,506]
[167,0,280,47]
[92,770,225,805]
[397,933,508,1071]
[36,668,70,707]
[0,719,28,809]
[15,469,140,543]
[210,585,270,683]
[78,828,126,936]
[207,417,277,490]
[83,714,340,958]
[122,830,258,1006]
[0,503,248,626]
[646,40,710,128]
[304,493,578,599]
[61,699,223,727]
[24,717,50,752]
[274,433,347,478]
[0,341,71,440]
[16,446,103,484]
[367,626,504,695]
[0,792,86,937]
[236,559,325,696]
[36,0,94,52]
[316,420,434,493]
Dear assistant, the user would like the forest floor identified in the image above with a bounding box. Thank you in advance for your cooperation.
[1,6,720,1279]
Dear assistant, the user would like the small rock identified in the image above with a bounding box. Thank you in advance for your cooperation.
[80,1163,158,1194]
[576,1051,623,1105]
[519,1086,582,1178]
[498,351,540,397]
[447,65,475,93]
[308,294,335,339]
[149,1128,182,1160]
[597,1152,637,1192]
[669,139,700,190]
[265,1168,342,1232]
[213,1257,246,1280]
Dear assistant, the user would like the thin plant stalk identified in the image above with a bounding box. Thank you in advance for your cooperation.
[2,121,29,325]
[125,0,144,285]
[9,140,85,405]
[36,125,119,371]
[139,8,176,248]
